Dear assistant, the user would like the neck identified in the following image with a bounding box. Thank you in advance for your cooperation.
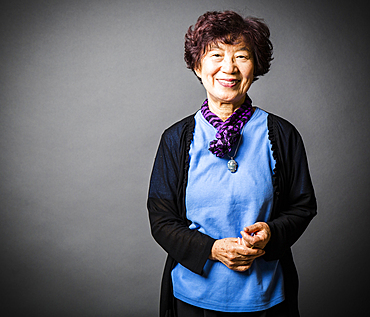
[207,97,245,121]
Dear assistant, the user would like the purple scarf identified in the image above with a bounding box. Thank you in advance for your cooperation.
[201,95,254,158]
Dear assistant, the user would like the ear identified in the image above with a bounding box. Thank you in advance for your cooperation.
[194,66,202,79]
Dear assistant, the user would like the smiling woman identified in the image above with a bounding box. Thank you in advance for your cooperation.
[148,10,316,317]
[194,42,255,120]
[184,11,273,82]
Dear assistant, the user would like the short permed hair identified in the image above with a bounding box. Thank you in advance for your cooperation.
[184,11,273,82]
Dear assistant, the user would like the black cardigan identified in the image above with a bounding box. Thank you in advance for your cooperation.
[148,112,317,317]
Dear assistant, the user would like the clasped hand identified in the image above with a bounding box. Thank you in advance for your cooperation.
[209,222,271,272]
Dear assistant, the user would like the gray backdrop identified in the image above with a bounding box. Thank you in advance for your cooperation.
[1,0,369,316]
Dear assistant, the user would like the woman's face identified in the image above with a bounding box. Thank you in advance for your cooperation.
[195,40,254,108]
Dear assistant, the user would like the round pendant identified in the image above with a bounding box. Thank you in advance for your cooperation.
[227,159,238,173]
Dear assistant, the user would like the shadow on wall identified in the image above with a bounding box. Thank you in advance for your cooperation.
[0,0,369,316]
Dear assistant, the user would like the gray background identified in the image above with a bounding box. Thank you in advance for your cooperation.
[1,0,369,316]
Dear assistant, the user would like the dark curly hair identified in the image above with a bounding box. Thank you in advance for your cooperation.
[184,11,273,82]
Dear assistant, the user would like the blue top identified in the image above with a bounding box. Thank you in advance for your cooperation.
[171,108,285,312]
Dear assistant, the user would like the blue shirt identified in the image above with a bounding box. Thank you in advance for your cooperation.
[171,108,285,312]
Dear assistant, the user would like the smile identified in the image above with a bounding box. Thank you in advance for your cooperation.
[216,79,240,87]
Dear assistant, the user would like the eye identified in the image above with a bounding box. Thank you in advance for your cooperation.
[236,55,250,59]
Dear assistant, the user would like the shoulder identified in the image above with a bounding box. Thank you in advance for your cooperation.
[163,113,195,135]
[266,111,303,145]
[160,113,196,146]
[154,113,196,159]
[267,112,299,135]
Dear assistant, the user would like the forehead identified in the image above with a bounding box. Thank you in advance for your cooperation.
[207,40,251,52]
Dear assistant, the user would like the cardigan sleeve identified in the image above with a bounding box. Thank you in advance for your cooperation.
[147,124,216,275]
[264,114,317,261]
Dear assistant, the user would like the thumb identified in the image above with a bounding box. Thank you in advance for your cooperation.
[243,223,260,233]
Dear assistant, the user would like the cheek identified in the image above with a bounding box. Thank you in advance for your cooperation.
[242,62,254,77]
[250,65,255,78]
[202,67,215,78]
[201,60,218,76]
[243,69,254,82]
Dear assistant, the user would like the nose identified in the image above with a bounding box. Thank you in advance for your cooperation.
[221,56,237,74]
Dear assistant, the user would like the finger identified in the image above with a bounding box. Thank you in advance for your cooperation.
[241,229,268,244]
[227,257,253,266]
[229,260,255,272]
[240,231,256,247]
[236,245,265,257]
[238,236,248,247]
[243,222,263,233]
[231,264,253,272]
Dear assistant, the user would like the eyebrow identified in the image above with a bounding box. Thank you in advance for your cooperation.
[208,44,251,52]
[238,46,251,52]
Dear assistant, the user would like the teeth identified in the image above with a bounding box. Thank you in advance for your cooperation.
[218,79,238,84]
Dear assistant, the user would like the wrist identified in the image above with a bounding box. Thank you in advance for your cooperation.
[209,240,219,260]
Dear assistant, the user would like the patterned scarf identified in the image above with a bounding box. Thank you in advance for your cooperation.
[201,95,254,158]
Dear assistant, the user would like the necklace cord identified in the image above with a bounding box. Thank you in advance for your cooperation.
[228,125,245,159]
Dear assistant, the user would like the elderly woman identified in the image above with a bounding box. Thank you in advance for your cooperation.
[148,10,316,317]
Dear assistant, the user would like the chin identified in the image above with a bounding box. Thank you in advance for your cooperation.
[219,95,245,104]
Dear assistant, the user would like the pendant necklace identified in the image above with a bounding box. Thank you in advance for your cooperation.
[227,126,245,173]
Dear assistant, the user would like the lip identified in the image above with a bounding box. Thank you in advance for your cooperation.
[216,79,240,88]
